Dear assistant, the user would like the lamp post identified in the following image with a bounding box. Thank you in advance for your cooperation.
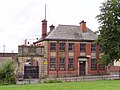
[3,45,5,53]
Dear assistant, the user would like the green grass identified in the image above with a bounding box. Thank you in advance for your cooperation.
[0,80,120,90]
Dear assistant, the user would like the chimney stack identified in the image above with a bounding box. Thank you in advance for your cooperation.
[42,19,47,38]
[49,24,55,31]
[80,20,86,33]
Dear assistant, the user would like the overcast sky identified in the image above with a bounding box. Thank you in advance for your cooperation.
[0,0,105,53]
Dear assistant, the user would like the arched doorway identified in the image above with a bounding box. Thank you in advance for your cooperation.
[24,59,39,79]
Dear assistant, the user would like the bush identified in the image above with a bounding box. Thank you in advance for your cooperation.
[0,61,16,85]
[43,80,63,83]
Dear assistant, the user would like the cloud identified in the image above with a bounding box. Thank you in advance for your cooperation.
[0,0,105,52]
[0,0,44,52]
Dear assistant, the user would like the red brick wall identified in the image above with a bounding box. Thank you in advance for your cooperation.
[48,41,78,77]
[87,44,107,75]
[47,41,107,77]
[86,43,92,75]
[47,41,50,76]
[0,53,17,60]
[74,43,80,75]
[110,66,120,72]
[64,42,68,76]
[56,41,59,77]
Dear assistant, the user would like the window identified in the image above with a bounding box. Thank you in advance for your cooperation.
[59,57,65,70]
[91,58,97,70]
[28,47,36,53]
[69,43,74,51]
[18,46,23,55]
[68,58,74,70]
[91,44,96,52]
[80,44,86,52]
[99,64,105,70]
[59,43,65,51]
[36,47,44,55]
[50,57,56,70]
[50,42,56,51]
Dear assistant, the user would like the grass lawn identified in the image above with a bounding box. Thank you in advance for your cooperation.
[0,80,120,90]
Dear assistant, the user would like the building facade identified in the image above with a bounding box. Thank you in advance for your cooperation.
[34,19,107,78]
[0,53,18,74]
[18,19,107,78]
[0,53,17,65]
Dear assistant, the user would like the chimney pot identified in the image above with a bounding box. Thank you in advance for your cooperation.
[80,20,86,33]
[49,24,55,31]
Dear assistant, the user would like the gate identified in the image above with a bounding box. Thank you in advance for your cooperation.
[24,66,39,79]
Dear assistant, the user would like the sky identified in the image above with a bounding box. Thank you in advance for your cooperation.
[0,0,106,53]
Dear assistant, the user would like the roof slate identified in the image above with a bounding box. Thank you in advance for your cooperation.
[45,25,98,41]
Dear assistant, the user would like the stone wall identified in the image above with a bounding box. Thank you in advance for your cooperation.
[18,56,48,78]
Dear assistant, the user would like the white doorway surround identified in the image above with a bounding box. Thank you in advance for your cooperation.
[78,58,88,76]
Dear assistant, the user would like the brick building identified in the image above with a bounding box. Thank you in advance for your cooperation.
[34,19,107,78]
[18,19,107,78]
[0,53,17,65]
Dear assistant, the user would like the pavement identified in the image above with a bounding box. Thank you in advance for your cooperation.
[16,79,40,84]
[16,75,120,84]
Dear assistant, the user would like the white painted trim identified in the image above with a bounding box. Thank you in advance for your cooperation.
[78,58,87,61]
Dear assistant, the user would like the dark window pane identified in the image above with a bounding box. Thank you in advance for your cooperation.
[50,42,56,51]
[91,44,96,52]
[80,44,86,52]
[69,43,74,51]
[99,64,105,70]
[68,58,74,71]
[59,57,65,63]
[50,57,56,63]
[91,58,97,70]
[50,64,56,70]
[59,57,65,70]
[59,43,65,51]
[50,57,56,70]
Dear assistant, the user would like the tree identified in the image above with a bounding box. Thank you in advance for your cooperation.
[96,0,120,65]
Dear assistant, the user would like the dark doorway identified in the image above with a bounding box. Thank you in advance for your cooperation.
[24,66,39,79]
[79,61,86,76]
[24,59,39,79]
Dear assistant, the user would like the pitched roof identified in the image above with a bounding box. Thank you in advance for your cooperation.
[46,25,97,41]
[34,24,98,44]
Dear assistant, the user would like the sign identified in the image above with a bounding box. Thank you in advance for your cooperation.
[43,61,48,65]
[86,55,91,58]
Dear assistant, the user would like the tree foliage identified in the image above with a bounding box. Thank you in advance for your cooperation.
[96,0,120,65]
[0,61,16,85]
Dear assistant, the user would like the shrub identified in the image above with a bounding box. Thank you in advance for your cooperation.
[43,80,63,83]
[0,61,16,85]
